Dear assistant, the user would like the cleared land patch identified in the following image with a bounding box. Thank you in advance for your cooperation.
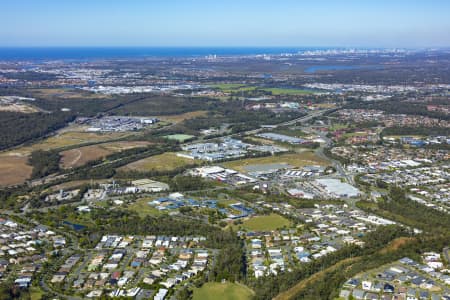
[49,179,109,192]
[157,110,208,123]
[60,141,151,169]
[119,152,196,172]
[126,197,164,217]
[210,84,317,95]
[7,130,131,156]
[60,146,111,169]
[240,214,292,231]
[29,88,111,99]
[193,282,254,300]
[0,103,39,113]
[222,152,329,173]
[0,154,32,187]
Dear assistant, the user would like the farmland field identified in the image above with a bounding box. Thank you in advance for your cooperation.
[0,154,32,186]
[193,282,254,300]
[222,152,329,173]
[119,152,196,172]
[241,214,292,231]
[59,141,151,169]
[29,88,111,99]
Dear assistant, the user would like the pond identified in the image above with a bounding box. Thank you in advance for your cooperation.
[63,220,86,231]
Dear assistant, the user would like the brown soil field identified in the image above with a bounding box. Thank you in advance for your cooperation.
[0,103,39,113]
[29,88,111,99]
[101,141,151,151]
[157,110,208,123]
[380,237,414,253]
[49,179,110,192]
[60,141,151,169]
[119,152,195,172]
[6,130,132,156]
[60,146,112,169]
[0,154,32,187]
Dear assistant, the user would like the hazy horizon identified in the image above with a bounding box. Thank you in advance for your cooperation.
[1,0,450,48]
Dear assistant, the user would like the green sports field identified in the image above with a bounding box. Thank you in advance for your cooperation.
[164,134,196,142]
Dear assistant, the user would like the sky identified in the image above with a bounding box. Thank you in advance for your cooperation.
[1,0,450,48]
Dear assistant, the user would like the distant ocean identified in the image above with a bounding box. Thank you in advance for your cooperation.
[0,47,331,61]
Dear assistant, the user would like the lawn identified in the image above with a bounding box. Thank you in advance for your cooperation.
[329,123,349,131]
[164,134,196,142]
[29,287,44,300]
[341,131,373,139]
[222,152,329,173]
[126,198,164,217]
[241,214,292,231]
[119,152,196,172]
[193,282,254,300]
[272,128,308,137]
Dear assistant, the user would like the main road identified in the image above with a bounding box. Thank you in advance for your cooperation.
[235,109,334,137]
[27,108,336,188]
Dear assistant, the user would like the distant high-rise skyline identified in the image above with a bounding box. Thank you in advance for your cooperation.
[1,0,449,47]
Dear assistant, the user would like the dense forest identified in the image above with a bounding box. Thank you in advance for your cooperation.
[382,126,449,136]
[0,111,74,150]
[111,96,215,116]
[181,104,305,134]
[29,150,61,179]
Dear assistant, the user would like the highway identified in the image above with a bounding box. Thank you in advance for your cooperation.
[26,108,336,189]
[236,109,334,137]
